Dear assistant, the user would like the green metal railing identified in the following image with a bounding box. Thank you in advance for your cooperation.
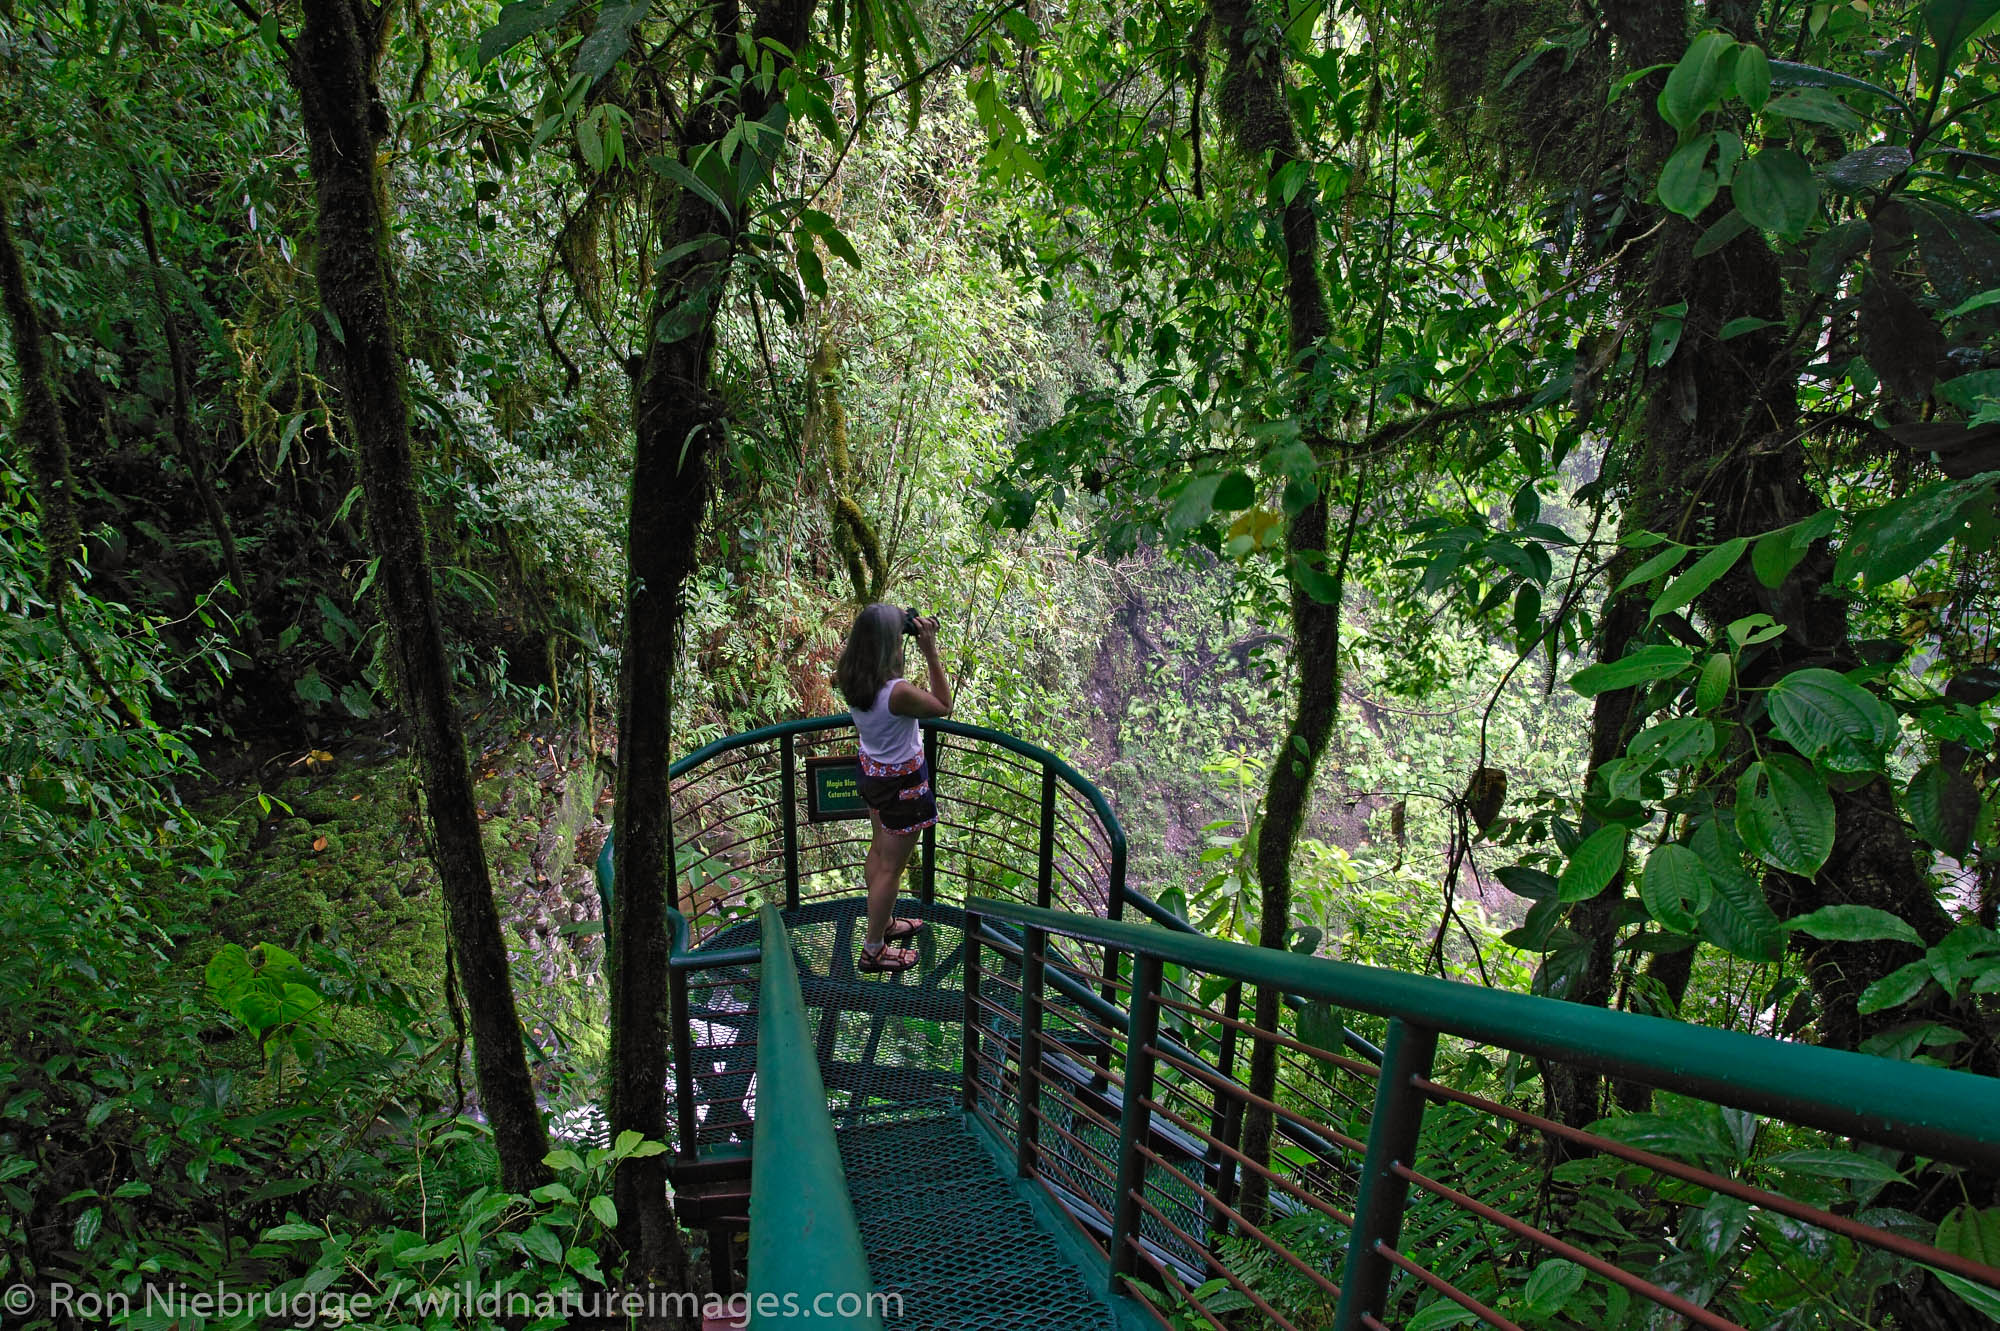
[614,716,2000,1329]
[964,896,2000,1331]
[745,905,883,1330]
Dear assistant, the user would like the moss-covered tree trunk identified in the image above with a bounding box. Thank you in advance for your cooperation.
[607,0,817,1283]
[1549,3,1977,1138]
[1207,0,1342,1224]
[285,0,550,1193]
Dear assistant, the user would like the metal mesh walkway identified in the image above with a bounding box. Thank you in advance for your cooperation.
[695,897,1121,1329]
[840,1115,1119,1330]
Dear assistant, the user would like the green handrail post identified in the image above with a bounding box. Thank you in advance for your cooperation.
[1036,765,1056,909]
[781,732,799,911]
[919,726,938,904]
[963,908,984,1111]
[1108,951,1165,1291]
[748,905,883,1331]
[1016,922,1047,1178]
[669,962,698,1156]
[1333,1017,1440,1331]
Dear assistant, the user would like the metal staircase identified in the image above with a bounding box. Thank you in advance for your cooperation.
[599,717,2000,1331]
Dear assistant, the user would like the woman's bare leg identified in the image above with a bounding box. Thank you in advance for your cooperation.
[863,809,921,948]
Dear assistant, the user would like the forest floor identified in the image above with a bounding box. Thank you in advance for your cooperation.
[181,709,613,1096]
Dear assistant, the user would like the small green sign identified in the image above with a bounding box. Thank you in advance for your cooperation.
[806,755,869,822]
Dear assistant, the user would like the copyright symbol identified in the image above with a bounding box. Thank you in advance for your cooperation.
[3,1285,33,1316]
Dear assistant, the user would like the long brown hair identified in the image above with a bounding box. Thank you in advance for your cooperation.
[834,603,906,709]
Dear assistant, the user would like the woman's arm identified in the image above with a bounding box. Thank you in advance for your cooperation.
[889,616,953,718]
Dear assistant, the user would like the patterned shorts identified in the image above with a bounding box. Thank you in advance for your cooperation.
[857,753,937,835]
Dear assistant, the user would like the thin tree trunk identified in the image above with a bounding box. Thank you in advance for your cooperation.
[1206,0,1343,1224]
[285,0,550,1193]
[132,176,260,646]
[607,0,817,1287]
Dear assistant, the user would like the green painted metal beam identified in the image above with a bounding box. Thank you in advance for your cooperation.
[969,897,2000,1173]
[747,905,884,1330]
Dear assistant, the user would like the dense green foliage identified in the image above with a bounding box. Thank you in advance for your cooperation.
[4,0,1999,1326]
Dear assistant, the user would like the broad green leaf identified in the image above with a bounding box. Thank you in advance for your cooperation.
[478,0,577,67]
[1927,1266,2000,1322]
[1496,866,1559,900]
[1406,1303,1476,1331]
[1767,59,1902,105]
[1642,842,1711,933]
[1937,1203,2000,1267]
[1787,905,1923,945]
[1651,537,1748,620]
[589,1194,618,1227]
[1856,960,1930,1014]
[1524,1258,1587,1315]
[1571,645,1695,696]
[1719,316,1782,340]
[74,1205,102,1250]
[1764,88,1864,131]
[1614,542,1688,594]
[1835,474,1998,587]
[1211,470,1255,512]
[1693,210,1751,258]
[543,1148,586,1172]
[1630,716,1717,768]
[263,1222,326,1240]
[1936,370,2000,414]
[574,0,649,82]
[1766,668,1896,772]
[1947,288,2000,318]
[820,226,863,269]
[1559,825,1629,902]
[521,1224,563,1263]
[1751,509,1837,587]
[1698,851,1786,962]
[1659,32,1736,131]
[1735,43,1771,110]
[1660,132,1722,218]
[1736,754,1835,878]
[1908,761,1979,859]
[1824,144,1913,192]
[1691,1194,1751,1262]
[1761,1148,1907,1182]
[1733,149,1819,241]
[1166,473,1223,535]
[1695,651,1733,710]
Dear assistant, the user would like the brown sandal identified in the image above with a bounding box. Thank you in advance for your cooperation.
[884,917,925,941]
[858,942,919,973]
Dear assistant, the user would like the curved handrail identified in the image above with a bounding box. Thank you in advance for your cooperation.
[601,714,1379,1059]
[664,713,1127,874]
[747,905,883,1329]
[602,712,1128,922]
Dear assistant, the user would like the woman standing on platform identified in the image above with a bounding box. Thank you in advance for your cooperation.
[834,604,953,973]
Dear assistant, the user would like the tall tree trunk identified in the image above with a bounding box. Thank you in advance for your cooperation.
[284,0,550,1193]
[1207,0,1342,1224]
[1551,3,1979,1137]
[607,0,817,1285]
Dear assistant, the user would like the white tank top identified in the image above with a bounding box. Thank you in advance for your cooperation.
[851,678,923,767]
